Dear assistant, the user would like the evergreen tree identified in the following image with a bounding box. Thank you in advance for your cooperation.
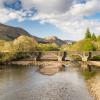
[91,33,96,41]
[85,28,91,39]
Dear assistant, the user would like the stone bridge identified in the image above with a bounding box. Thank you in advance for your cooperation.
[18,51,100,61]
[0,51,100,61]
[35,51,100,61]
[66,51,100,61]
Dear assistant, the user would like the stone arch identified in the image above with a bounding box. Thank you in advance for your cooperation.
[67,53,83,61]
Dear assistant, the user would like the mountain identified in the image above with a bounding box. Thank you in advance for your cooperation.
[64,40,76,45]
[0,23,31,40]
[44,36,65,46]
[0,23,45,43]
[0,23,75,46]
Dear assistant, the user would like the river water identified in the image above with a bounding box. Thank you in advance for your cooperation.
[0,64,93,100]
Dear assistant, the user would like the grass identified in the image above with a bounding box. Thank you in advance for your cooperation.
[82,70,96,80]
[91,56,100,61]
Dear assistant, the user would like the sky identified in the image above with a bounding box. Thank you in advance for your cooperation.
[0,0,100,40]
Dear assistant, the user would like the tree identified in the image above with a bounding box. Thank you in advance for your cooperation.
[13,35,37,52]
[71,39,96,51]
[85,28,91,39]
[97,35,100,41]
[94,41,100,50]
[0,40,6,51]
[91,33,96,41]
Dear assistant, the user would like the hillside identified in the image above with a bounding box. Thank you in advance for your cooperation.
[0,23,74,46]
[44,36,65,46]
[0,23,31,40]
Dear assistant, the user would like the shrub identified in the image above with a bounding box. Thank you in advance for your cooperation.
[36,43,59,51]
[92,56,100,61]
[13,35,37,52]
[71,39,96,51]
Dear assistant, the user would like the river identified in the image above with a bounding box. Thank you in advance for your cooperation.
[0,64,93,100]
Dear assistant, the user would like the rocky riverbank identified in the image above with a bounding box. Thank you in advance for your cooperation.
[88,61,100,67]
[87,73,100,100]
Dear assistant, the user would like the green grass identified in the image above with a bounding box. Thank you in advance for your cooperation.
[82,71,96,80]
[92,56,100,61]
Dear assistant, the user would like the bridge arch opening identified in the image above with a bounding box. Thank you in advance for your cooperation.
[68,54,82,61]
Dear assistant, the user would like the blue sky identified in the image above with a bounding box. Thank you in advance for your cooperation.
[0,0,100,40]
[7,20,63,38]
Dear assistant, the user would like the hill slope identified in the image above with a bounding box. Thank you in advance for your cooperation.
[44,36,65,46]
[0,23,31,40]
[0,23,75,46]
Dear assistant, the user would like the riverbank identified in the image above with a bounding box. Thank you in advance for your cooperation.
[88,61,100,67]
[7,60,69,66]
[87,73,100,100]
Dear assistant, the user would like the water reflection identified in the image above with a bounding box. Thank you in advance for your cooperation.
[0,63,93,100]
[80,62,100,81]
[81,62,100,72]
[39,63,66,75]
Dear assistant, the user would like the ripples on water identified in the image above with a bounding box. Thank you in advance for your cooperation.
[0,64,93,100]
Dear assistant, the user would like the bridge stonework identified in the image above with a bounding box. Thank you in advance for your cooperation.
[35,51,65,61]
[34,51,100,61]
[0,51,99,61]
[67,51,100,61]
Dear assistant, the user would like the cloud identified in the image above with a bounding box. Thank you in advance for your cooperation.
[70,0,100,16]
[32,0,100,38]
[0,0,17,7]
[21,0,73,14]
[0,0,24,22]
[0,0,100,40]
[30,0,100,39]
[0,7,28,23]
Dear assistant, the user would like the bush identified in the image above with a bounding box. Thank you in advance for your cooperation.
[13,35,37,52]
[0,40,7,52]
[36,43,59,51]
[0,52,16,63]
[92,56,100,61]
[71,39,96,51]
[60,44,72,51]
[93,41,100,50]
[0,35,38,63]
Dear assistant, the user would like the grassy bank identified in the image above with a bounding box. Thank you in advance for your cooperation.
[91,56,100,61]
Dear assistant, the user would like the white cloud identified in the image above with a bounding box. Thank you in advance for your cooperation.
[0,8,26,23]
[0,0,24,22]
[30,0,100,40]
[0,0,100,40]
[70,0,100,16]
[21,0,73,14]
